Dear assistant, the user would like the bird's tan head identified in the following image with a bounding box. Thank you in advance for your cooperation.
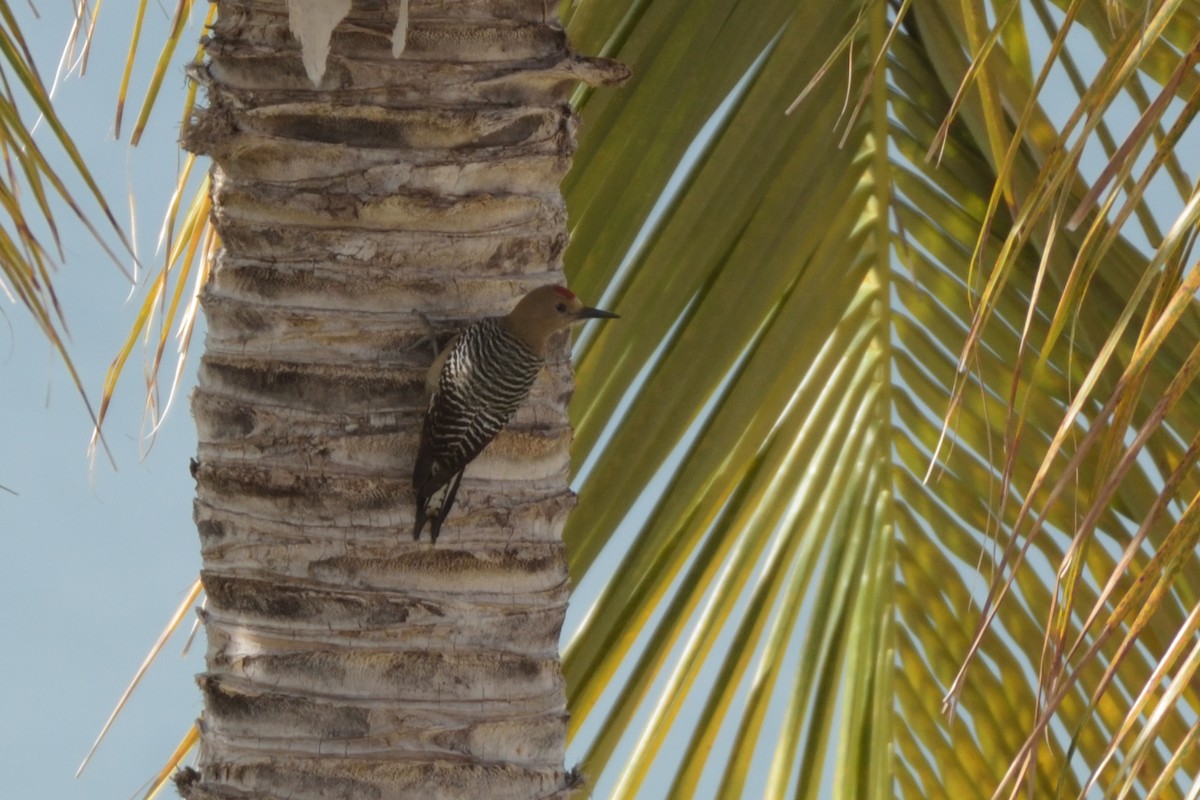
[503,284,619,356]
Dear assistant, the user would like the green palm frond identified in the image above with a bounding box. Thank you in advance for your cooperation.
[563,0,1200,797]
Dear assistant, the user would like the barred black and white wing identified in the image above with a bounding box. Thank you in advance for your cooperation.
[412,318,543,541]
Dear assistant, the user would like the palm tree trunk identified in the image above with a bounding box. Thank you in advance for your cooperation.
[178,2,625,797]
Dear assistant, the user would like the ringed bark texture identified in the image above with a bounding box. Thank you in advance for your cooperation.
[181,2,626,798]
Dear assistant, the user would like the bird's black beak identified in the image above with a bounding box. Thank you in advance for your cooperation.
[576,306,619,320]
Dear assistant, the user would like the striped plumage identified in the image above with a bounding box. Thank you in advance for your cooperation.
[412,285,618,542]
[412,319,541,540]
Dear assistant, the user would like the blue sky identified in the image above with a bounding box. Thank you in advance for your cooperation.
[0,5,206,798]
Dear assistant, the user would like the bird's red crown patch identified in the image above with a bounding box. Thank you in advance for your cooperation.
[553,285,576,300]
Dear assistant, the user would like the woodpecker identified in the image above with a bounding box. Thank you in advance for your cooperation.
[412,285,618,542]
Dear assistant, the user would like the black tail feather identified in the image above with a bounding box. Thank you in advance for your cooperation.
[412,501,428,540]
[428,471,464,543]
[414,469,465,543]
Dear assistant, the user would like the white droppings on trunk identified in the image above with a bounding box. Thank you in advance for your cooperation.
[393,0,409,58]
[286,0,351,86]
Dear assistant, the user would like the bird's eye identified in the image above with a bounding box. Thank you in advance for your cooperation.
[555,302,568,313]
